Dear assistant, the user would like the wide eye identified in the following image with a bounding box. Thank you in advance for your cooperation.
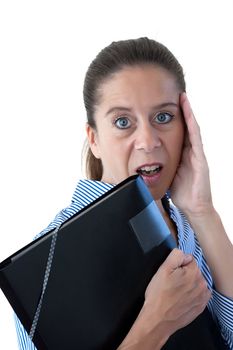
[114,116,131,129]
[154,112,174,124]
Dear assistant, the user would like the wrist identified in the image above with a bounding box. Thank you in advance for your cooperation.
[138,302,171,348]
[118,302,170,350]
[184,204,216,223]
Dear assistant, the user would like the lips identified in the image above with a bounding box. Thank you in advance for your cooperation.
[136,163,163,176]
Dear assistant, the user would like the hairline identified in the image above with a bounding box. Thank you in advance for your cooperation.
[92,62,181,125]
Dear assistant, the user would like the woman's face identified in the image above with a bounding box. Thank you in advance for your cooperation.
[87,65,185,200]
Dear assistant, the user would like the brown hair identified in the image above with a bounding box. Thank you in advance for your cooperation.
[83,37,186,180]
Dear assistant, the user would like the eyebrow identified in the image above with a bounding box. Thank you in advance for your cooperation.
[105,102,179,116]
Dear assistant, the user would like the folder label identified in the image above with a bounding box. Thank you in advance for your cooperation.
[129,201,171,253]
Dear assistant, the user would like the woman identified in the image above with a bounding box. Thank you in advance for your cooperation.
[15,37,233,349]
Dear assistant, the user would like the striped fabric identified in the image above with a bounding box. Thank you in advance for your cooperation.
[15,179,233,349]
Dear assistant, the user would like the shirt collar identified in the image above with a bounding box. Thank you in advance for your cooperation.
[71,179,114,205]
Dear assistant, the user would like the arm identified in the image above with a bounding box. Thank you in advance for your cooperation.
[187,208,233,298]
[170,93,233,346]
[117,304,169,350]
[171,93,233,299]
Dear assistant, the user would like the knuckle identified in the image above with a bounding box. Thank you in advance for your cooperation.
[199,278,208,292]
[172,248,183,258]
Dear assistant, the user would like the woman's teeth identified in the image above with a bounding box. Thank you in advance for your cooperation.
[137,165,161,175]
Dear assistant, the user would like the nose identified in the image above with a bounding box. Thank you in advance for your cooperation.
[134,122,162,153]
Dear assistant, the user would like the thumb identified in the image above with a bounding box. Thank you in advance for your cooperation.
[163,248,193,272]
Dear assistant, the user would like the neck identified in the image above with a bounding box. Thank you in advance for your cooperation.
[156,199,167,217]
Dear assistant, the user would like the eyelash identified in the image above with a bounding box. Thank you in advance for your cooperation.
[113,112,174,129]
[114,116,131,129]
[153,112,174,124]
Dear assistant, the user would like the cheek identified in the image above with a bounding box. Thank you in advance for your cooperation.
[99,136,128,166]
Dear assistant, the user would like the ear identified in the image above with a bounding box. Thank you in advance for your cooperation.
[86,124,101,159]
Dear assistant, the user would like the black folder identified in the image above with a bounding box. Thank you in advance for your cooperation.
[0,175,227,350]
[0,175,176,349]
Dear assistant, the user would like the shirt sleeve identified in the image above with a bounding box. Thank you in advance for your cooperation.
[170,204,233,349]
[200,252,233,349]
[14,314,37,350]
[195,244,233,349]
[209,289,233,349]
[14,207,73,349]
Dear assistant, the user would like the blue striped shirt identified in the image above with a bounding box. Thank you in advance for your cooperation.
[15,179,233,349]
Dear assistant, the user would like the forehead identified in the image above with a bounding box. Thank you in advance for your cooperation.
[97,65,180,108]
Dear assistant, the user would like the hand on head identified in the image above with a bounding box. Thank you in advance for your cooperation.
[170,93,213,217]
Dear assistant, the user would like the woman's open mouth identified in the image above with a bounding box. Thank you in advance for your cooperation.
[136,164,162,176]
[136,164,163,186]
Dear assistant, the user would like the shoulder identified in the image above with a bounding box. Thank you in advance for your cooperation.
[71,178,114,204]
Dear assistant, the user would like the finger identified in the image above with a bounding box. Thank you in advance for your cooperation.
[163,248,193,272]
[183,127,191,147]
[180,93,204,152]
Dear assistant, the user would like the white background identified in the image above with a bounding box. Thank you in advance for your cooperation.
[1,0,233,348]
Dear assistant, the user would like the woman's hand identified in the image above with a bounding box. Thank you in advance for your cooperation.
[170,93,214,217]
[118,249,211,349]
[144,248,211,333]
